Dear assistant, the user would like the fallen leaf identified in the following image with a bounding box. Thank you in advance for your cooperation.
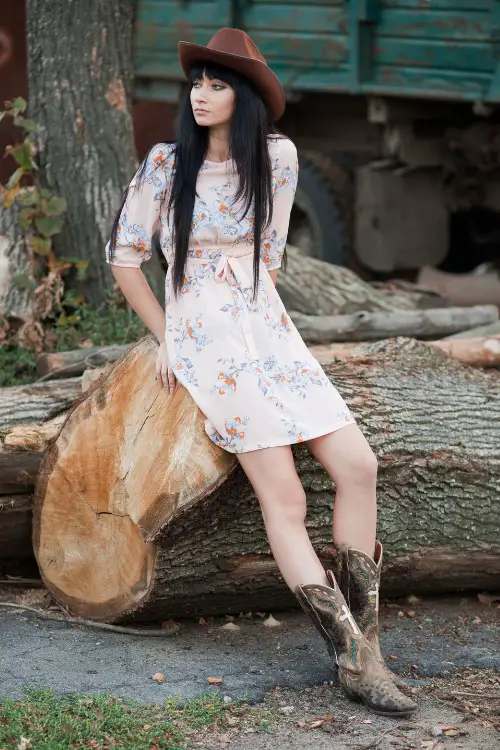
[389,655,398,661]
[152,672,165,683]
[296,715,333,730]
[362,718,373,724]
[142,725,152,730]
[215,733,232,744]
[207,677,224,685]
[226,717,240,726]
[17,739,32,750]
[198,617,208,626]
[406,610,416,618]
[220,622,240,631]
[477,593,500,605]
[472,617,482,624]
[407,594,420,605]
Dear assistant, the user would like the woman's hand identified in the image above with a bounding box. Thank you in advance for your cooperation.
[156,340,177,393]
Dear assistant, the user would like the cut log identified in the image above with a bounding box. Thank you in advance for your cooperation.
[0,495,33,559]
[290,305,499,343]
[0,377,82,430]
[443,321,500,340]
[309,335,500,368]
[0,415,65,494]
[431,335,500,368]
[277,245,445,315]
[417,264,500,308]
[36,346,127,380]
[32,335,500,622]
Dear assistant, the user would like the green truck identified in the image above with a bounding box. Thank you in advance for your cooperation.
[134,1,500,276]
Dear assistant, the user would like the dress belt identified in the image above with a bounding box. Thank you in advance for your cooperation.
[186,250,260,361]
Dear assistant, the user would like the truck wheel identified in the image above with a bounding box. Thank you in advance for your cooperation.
[289,151,353,266]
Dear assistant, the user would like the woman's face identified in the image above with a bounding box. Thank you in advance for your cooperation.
[190,72,235,128]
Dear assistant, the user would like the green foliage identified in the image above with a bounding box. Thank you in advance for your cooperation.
[0,98,91,355]
[0,293,148,387]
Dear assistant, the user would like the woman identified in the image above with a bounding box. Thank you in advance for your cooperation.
[106,27,416,717]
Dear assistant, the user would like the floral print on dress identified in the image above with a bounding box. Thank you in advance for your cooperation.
[107,136,356,453]
[206,416,250,452]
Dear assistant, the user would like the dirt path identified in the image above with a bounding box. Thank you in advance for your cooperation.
[196,670,500,749]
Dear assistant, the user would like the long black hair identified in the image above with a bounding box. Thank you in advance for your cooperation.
[108,61,287,304]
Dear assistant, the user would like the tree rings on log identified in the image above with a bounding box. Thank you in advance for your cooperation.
[32,337,236,621]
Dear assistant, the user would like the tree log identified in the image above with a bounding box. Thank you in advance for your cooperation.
[0,378,81,429]
[36,346,127,380]
[32,336,500,622]
[277,245,446,315]
[0,416,65,494]
[417,264,500,308]
[309,335,500,368]
[443,321,500,340]
[290,305,499,343]
[0,495,33,559]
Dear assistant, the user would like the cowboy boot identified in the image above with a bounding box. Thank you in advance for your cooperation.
[337,540,408,690]
[294,571,417,716]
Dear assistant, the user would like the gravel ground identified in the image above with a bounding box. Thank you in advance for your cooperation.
[0,586,498,748]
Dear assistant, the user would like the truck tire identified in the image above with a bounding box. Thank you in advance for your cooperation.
[289,151,353,266]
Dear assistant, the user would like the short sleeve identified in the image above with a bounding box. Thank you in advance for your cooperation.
[105,143,175,268]
[260,138,299,271]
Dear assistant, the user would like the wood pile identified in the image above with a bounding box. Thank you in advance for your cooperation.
[1,245,499,623]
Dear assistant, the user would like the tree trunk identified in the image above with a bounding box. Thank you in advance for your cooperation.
[32,336,500,622]
[0,198,31,322]
[25,0,137,306]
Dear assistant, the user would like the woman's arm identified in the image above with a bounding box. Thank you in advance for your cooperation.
[111,266,166,342]
[260,138,299,275]
[268,268,278,287]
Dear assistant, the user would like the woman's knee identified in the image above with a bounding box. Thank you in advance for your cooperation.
[259,480,307,526]
[337,447,378,489]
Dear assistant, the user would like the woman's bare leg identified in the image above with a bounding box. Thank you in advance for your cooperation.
[236,444,329,591]
[306,423,378,557]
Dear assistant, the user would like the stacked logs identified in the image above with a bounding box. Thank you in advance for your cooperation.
[1,247,499,622]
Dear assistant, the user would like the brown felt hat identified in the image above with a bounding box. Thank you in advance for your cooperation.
[178,27,286,121]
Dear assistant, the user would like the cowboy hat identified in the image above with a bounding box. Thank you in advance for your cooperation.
[178,27,286,121]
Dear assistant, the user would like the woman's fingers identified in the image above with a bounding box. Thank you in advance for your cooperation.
[156,357,163,388]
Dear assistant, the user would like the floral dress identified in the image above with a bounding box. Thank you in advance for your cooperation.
[105,136,355,453]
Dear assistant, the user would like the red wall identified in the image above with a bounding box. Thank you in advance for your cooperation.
[0,2,175,184]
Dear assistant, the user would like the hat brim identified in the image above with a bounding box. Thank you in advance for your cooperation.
[178,41,286,121]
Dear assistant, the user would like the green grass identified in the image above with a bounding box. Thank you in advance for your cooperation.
[0,688,277,748]
[0,294,148,388]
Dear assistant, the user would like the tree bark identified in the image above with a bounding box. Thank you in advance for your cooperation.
[0,198,31,322]
[25,0,137,306]
[309,336,500,368]
[32,336,500,622]
[278,246,447,315]
[0,495,33,558]
[0,415,64,494]
[290,305,499,343]
[0,378,81,430]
